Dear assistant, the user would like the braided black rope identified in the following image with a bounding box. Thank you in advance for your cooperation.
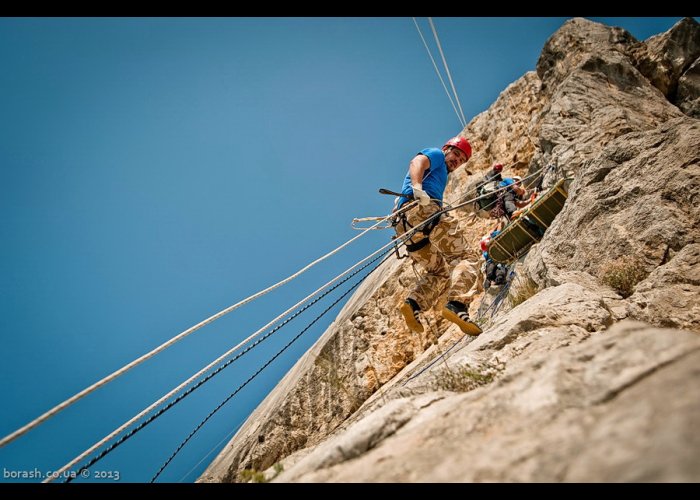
[150,250,393,482]
[65,247,393,483]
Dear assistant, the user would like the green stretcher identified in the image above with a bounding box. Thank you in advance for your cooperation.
[488,178,569,264]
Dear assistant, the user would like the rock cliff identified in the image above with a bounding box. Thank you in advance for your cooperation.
[200,17,700,483]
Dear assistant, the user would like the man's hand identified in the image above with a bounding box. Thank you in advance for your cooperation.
[412,184,431,206]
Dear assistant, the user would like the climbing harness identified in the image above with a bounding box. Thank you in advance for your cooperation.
[393,205,443,253]
[391,235,408,260]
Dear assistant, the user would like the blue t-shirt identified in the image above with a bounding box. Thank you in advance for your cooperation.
[398,148,448,208]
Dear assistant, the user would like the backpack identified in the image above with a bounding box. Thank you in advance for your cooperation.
[476,180,500,212]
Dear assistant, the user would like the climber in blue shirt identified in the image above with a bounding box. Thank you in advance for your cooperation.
[490,176,531,227]
[393,136,482,336]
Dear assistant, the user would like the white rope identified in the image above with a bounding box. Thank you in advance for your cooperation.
[428,17,467,127]
[412,17,465,128]
[353,215,389,223]
[44,203,424,482]
[0,206,402,450]
[450,167,544,207]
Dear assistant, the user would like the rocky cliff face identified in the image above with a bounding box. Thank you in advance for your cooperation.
[200,17,700,483]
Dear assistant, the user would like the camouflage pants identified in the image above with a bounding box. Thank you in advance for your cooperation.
[394,202,479,311]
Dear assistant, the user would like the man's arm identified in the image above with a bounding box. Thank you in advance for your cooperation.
[408,154,432,205]
[408,154,430,186]
[503,190,518,216]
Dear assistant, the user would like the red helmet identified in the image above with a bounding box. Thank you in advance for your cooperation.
[493,163,503,172]
[480,236,491,252]
[443,136,472,161]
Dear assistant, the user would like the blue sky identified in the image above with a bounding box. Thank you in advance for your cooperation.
[0,17,685,483]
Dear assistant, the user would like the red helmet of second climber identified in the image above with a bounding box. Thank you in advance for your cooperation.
[480,235,491,252]
[493,163,503,172]
[443,136,472,161]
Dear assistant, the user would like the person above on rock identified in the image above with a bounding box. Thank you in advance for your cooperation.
[483,162,504,183]
[490,175,531,228]
[474,162,504,214]
[480,230,507,291]
[393,136,481,336]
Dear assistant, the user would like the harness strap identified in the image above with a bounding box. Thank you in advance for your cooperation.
[405,237,431,253]
[395,205,442,254]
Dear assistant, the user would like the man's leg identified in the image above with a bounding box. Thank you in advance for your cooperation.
[430,212,479,303]
[395,204,449,332]
[406,243,449,311]
[430,213,481,334]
